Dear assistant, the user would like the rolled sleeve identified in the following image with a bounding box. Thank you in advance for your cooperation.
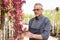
[41,18,51,40]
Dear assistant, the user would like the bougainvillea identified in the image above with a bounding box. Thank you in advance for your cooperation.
[3,0,26,40]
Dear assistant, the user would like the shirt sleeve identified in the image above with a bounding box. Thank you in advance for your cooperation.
[41,18,51,40]
[28,18,34,31]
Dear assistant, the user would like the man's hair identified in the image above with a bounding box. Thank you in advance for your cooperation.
[34,3,43,8]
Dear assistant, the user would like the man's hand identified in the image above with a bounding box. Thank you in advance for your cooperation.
[25,31,34,38]
[25,31,43,40]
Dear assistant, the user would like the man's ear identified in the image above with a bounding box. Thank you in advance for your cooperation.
[41,9,44,12]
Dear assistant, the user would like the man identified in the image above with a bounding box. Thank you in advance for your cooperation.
[25,3,51,40]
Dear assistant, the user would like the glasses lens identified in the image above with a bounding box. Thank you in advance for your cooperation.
[33,9,42,11]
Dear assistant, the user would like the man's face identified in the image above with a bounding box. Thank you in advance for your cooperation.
[33,5,43,17]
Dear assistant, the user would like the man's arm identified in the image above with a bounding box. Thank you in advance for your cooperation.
[41,18,51,40]
[31,33,43,40]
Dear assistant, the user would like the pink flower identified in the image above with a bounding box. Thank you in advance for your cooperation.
[3,0,9,6]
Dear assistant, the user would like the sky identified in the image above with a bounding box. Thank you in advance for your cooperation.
[22,0,60,14]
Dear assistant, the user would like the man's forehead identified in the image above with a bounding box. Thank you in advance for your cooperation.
[34,5,42,9]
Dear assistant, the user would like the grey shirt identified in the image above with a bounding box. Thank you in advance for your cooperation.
[29,15,51,40]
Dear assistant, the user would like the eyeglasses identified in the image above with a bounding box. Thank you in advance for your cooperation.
[33,8,42,11]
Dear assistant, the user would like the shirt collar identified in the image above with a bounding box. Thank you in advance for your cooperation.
[35,14,43,20]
